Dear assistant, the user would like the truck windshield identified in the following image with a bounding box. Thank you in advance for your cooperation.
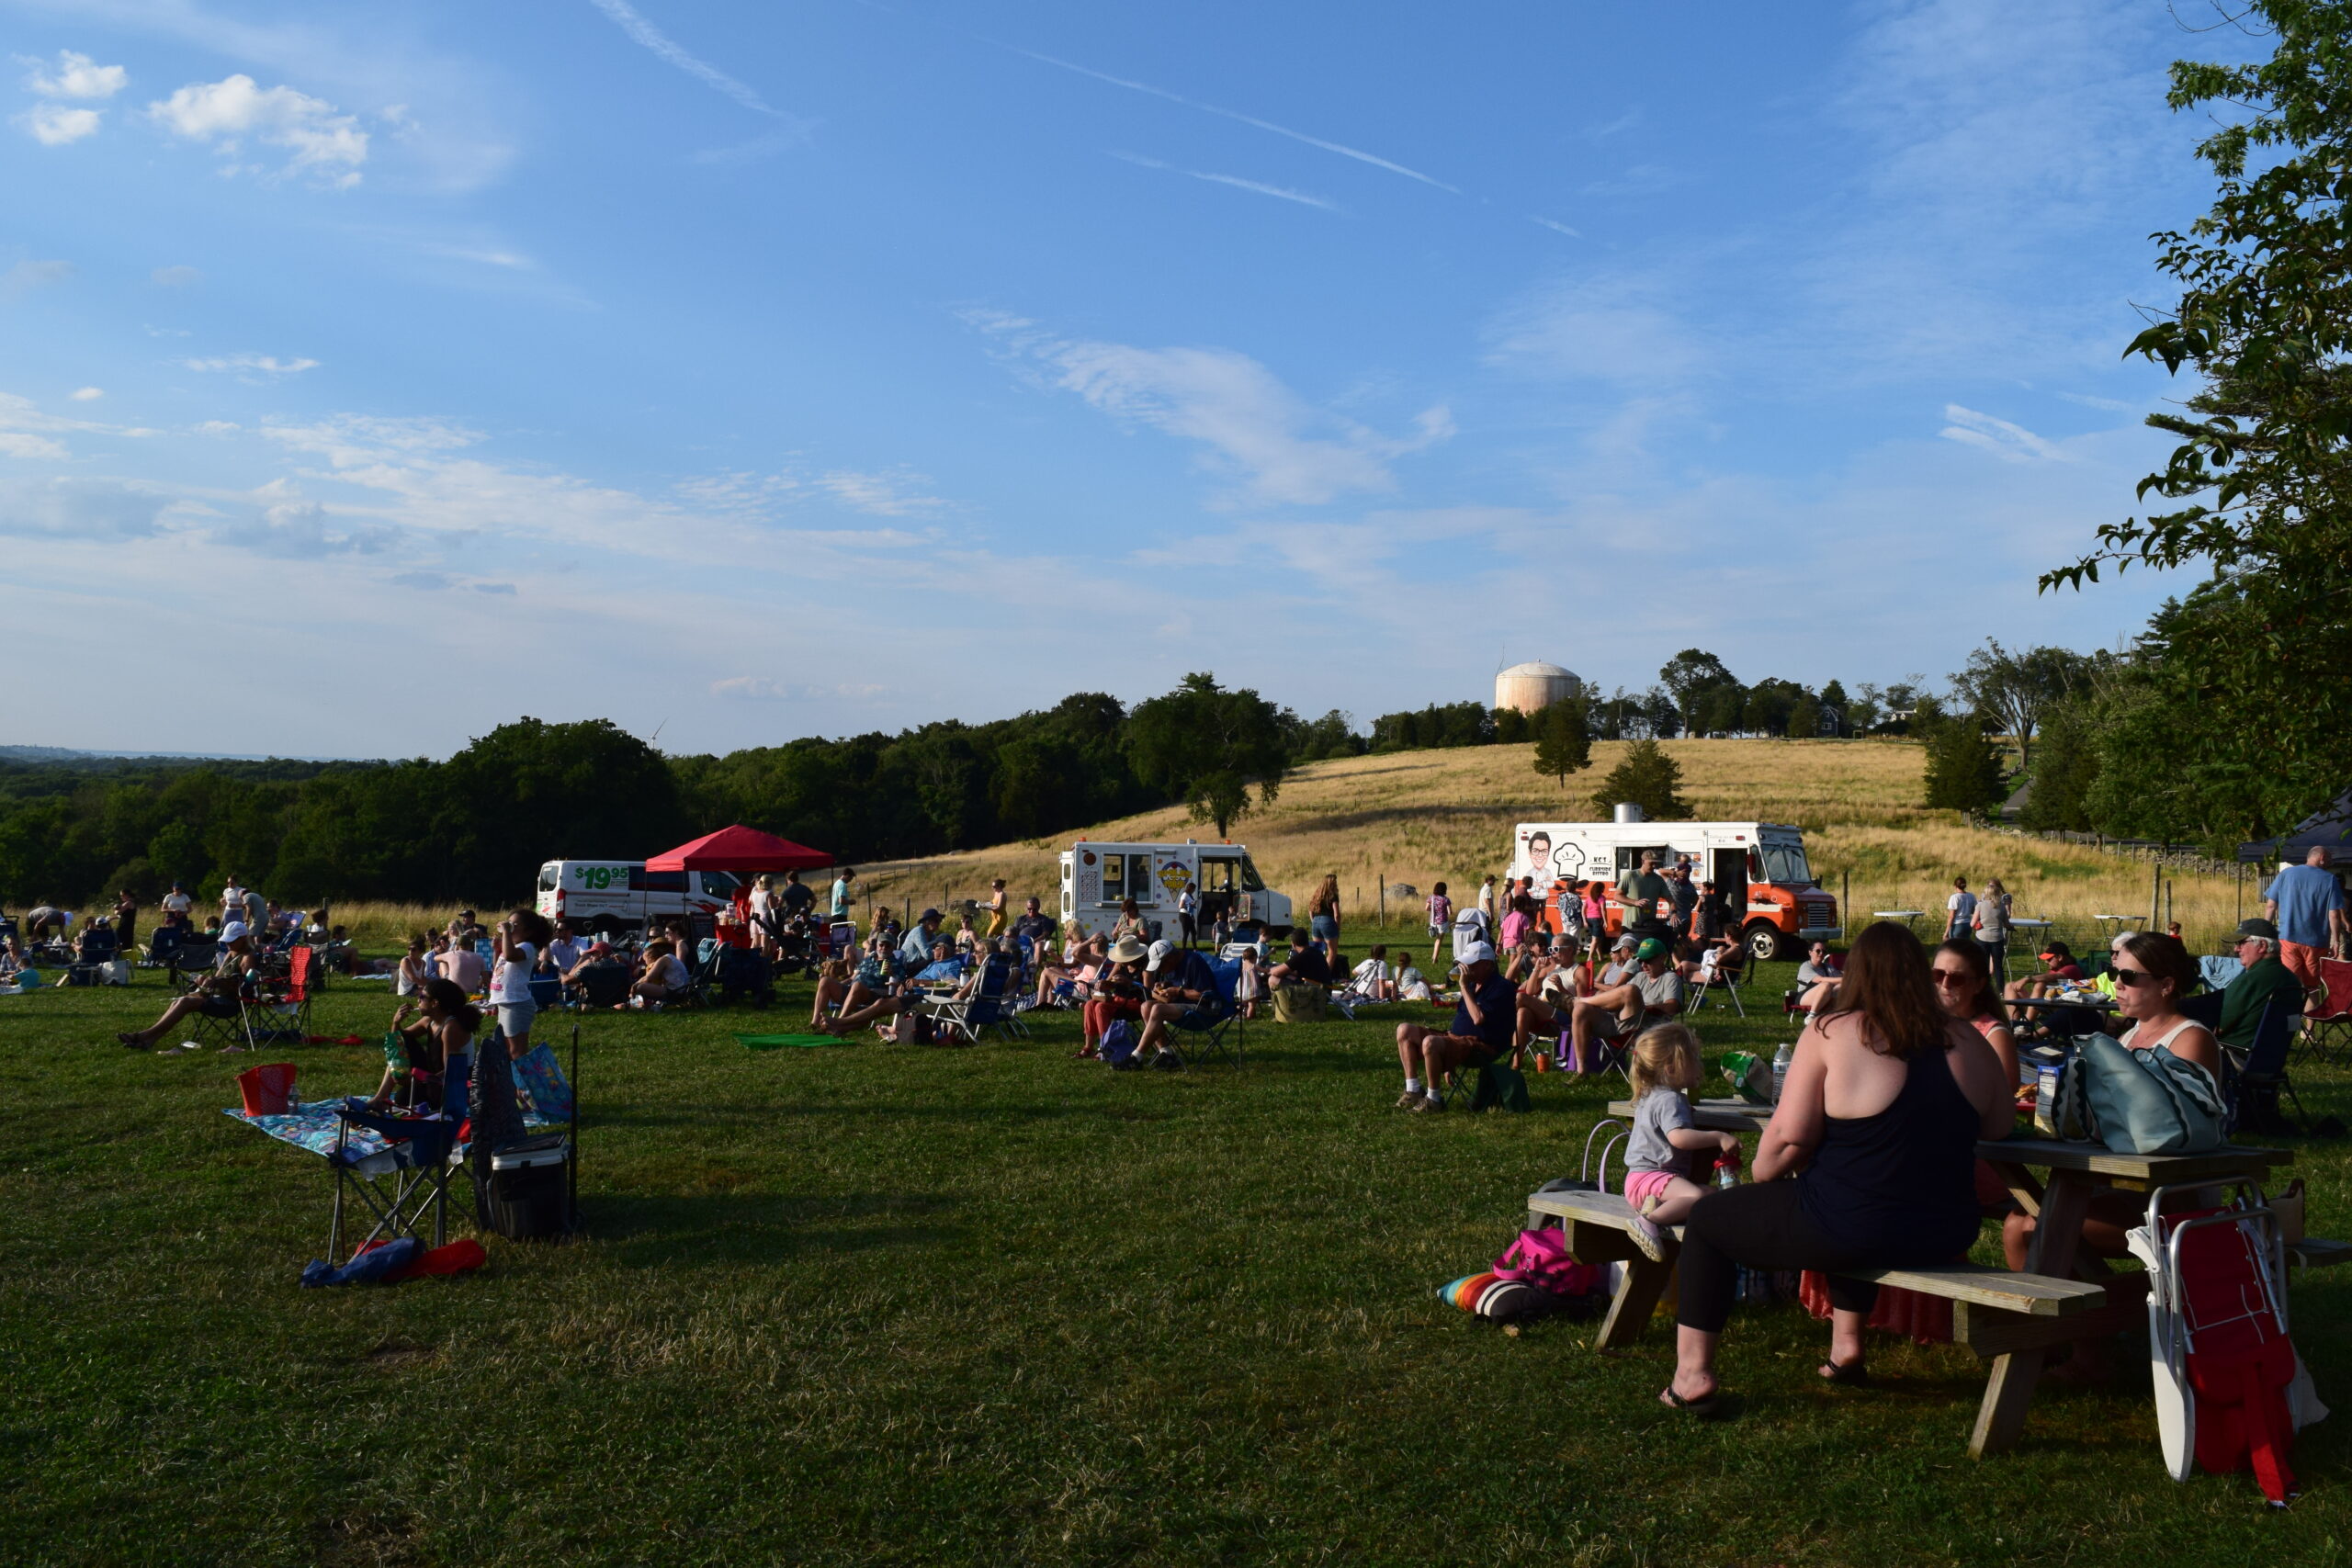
[1760,844,1815,886]
[1239,856,1266,893]
[538,863,559,892]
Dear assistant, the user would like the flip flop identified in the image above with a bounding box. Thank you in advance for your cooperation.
[1819,1359,1871,1387]
[1660,1384,1722,1418]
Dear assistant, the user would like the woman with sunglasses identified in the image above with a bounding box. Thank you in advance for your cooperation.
[2001,931,2216,1378]
[1934,940,2026,1220]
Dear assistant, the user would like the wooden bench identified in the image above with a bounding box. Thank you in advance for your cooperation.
[1527,1187,2109,1455]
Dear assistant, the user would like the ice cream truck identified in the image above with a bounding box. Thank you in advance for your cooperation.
[1508,808,1838,961]
[1057,840,1293,942]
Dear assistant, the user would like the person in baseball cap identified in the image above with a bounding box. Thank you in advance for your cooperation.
[1135,938,1227,1066]
[1394,941,1512,1111]
[1565,933,1685,1076]
[2217,916,2305,1053]
[117,921,255,1051]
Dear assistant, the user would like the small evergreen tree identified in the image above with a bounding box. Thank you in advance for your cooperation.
[1920,709,2008,814]
[1532,699,1591,786]
[1589,739,1691,820]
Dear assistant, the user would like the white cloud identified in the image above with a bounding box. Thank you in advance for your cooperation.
[148,74,368,186]
[1485,276,1703,386]
[3,258,74,297]
[817,468,944,517]
[69,387,103,400]
[21,50,126,99]
[180,354,321,378]
[0,432,68,460]
[975,315,1451,507]
[1939,403,2061,462]
[19,103,101,144]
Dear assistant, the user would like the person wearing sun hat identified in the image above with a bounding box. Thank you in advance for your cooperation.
[1564,936,1685,1077]
[1394,941,1516,1111]
[1079,936,1151,1058]
[116,921,256,1051]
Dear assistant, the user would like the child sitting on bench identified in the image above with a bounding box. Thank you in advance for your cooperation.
[1623,1024,1741,1262]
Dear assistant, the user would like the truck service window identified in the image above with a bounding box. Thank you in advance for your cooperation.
[1101,853,1126,905]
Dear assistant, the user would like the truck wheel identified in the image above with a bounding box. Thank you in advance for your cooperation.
[1744,921,1785,963]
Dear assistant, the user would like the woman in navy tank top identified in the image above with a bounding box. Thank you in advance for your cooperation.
[1663,921,2014,1416]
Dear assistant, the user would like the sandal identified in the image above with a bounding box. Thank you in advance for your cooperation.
[1819,1359,1871,1387]
[1660,1384,1723,1418]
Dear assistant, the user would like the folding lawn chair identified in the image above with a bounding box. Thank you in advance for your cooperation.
[1432,1055,1530,1111]
[168,938,220,993]
[240,943,317,1047]
[2304,958,2352,1064]
[923,953,1020,1045]
[2225,1000,2305,1137]
[1684,947,1747,1017]
[1164,956,1248,1068]
[327,1054,470,1265]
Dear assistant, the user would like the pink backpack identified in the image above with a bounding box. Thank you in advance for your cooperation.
[1493,1227,1605,1297]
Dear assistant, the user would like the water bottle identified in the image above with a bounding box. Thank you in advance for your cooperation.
[1770,1042,1792,1103]
[1714,1155,1738,1190]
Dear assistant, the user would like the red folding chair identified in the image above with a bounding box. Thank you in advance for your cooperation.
[242,943,318,1047]
[2305,957,2352,1065]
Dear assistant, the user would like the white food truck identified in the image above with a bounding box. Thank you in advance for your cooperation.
[1508,810,1838,961]
[534,859,742,936]
[1057,840,1292,942]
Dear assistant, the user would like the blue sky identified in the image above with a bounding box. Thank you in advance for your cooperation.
[1,0,2259,758]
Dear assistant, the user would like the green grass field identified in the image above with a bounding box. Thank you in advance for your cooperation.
[7,937,2352,1567]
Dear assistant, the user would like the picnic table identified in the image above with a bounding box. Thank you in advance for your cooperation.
[1871,909,1927,931]
[1592,1096,2293,1455]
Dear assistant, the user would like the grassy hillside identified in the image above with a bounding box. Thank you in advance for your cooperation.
[848,739,2254,948]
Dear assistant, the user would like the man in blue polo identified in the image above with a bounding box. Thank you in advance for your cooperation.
[2265,846,2348,991]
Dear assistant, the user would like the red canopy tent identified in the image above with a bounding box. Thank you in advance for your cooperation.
[645,824,832,873]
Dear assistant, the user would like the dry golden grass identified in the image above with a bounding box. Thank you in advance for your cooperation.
[853,739,2261,949]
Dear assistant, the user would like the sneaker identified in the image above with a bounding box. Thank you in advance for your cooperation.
[1628,1212,1669,1262]
[1411,1094,1446,1113]
[1152,1050,1183,1072]
[1395,1089,1427,1110]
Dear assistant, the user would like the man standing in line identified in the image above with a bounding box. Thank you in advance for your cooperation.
[1617,850,1671,946]
[2265,846,2349,987]
[1669,861,1699,941]
[830,866,857,923]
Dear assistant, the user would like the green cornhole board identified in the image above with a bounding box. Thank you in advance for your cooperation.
[737,1033,845,1050]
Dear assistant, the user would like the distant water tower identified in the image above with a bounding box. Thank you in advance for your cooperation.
[1494,660,1582,716]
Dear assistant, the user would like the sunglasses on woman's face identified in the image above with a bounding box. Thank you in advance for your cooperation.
[2112,967,2155,987]
[1931,968,1970,987]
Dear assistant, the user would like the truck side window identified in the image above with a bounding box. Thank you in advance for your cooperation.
[1129,854,1159,902]
[1102,853,1126,905]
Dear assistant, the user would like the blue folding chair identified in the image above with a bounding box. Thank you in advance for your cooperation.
[1163,958,1246,1068]
[2226,999,2304,1136]
[924,953,1021,1045]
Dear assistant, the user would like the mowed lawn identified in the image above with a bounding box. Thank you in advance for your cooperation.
[8,950,2352,1567]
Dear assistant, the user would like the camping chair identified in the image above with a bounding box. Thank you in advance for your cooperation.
[143,925,184,971]
[1432,1049,1530,1111]
[923,953,1020,1045]
[240,943,317,1047]
[2304,958,2352,1064]
[327,1059,469,1265]
[168,938,221,993]
[1685,945,1748,1017]
[2225,1000,2305,1137]
[1159,957,1247,1068]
